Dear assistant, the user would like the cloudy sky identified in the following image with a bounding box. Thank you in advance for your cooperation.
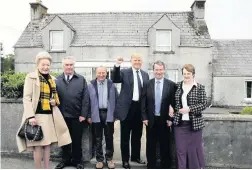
[0,0,252,54]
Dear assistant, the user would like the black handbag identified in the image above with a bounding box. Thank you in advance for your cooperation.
[18,119,43,142]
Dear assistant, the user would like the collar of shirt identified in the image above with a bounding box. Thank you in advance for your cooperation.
[132,67,141,73]
[155,77,164,84]
[97,79,107,85]
[64,74,73,80]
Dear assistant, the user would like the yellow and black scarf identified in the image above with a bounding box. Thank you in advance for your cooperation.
[39,73,60,111]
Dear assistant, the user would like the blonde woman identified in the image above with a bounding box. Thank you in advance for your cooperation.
[16,51,71,169]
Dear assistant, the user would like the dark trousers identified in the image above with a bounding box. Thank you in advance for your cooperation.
[93,110,114,162]
[146,117,172,169]
[61,118,84,164]
[120,101,143,162]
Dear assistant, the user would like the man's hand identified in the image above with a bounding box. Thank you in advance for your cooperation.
[87,118,92,124]
[179,107,190,114]
[143,120,148,126]
[167,120,172,127]
[79,116,86,122]
[116,56,124,65]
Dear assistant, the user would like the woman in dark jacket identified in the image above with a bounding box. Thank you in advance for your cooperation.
[171,64,207,169]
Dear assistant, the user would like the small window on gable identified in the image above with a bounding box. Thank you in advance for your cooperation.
[50,31,63,51]
[156,30,171,52]
[246,81,252,98]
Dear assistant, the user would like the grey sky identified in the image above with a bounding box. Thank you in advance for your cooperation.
[0,0,252,54]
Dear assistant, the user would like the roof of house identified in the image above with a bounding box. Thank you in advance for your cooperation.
[213,39,252,77]
[14,12,212,48]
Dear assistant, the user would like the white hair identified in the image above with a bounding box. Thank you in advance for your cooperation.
[35,51,52,66]
[96,65,107,71]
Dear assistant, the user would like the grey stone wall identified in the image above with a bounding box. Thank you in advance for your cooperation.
[203,114,252,169]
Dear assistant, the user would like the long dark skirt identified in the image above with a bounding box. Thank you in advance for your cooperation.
[174,124,205,169]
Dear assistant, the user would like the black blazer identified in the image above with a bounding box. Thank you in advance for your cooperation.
[141,78,176,128]
[173,81,207,131]
[111,66,149,121]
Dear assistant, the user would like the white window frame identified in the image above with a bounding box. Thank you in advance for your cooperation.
[156,30,172,52]
[245,80,252,99]
[50,30,64,51]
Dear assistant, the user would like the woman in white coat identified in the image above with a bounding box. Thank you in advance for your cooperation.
[16,51,71,169]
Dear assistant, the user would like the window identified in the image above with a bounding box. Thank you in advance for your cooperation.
[156,30,171,51]
[246,81,252,98]
[148,69,178,82]
[50,31,63,51]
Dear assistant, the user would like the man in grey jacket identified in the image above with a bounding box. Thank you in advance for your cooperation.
[88,66,118,169]
[55,56,89,169]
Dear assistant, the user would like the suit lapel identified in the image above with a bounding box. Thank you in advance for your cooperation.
[93,80,99,99]
[161,79,168,102]
[150,79,155,101]
[107,79,112,99]
[140,70,146,85]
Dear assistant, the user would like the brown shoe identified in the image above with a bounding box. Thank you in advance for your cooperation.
[96,162,104,169]
[107,160,115,169]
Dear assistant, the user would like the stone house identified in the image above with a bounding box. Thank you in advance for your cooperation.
[14,0,213,102]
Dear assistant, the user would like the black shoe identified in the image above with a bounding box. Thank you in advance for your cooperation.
[76,163,84,169]
[55,161,70,169]
[131,158,146,164]
[122,162,131,169]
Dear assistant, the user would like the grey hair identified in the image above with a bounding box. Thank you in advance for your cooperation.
[153,60,166,70]
[62,56,76,66]
[96,65,107,71]
[35,51,52,66]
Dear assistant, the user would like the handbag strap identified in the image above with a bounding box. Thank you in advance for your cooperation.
[24,121,42,142]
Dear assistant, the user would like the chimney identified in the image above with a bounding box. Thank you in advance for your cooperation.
[191,0,206,20]
[30,0,48,21]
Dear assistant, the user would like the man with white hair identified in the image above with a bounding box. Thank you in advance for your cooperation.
[55,56,89,169]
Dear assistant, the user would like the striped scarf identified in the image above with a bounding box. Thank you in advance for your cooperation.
[39,73,60,111]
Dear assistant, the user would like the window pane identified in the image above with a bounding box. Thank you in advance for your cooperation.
[247,81,252,98]
[52,32,63,44]
[75,67,92,82]
[165,70,177,82]
[50,31,63,50]
[156,30,171,51]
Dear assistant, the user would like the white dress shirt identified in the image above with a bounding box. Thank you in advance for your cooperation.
[65,74,73,81]
[132,67,143,101]
[182,80,197,120]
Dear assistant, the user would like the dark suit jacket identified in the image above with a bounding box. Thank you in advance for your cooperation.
[111,66,149,121]
[141,78,176,128]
